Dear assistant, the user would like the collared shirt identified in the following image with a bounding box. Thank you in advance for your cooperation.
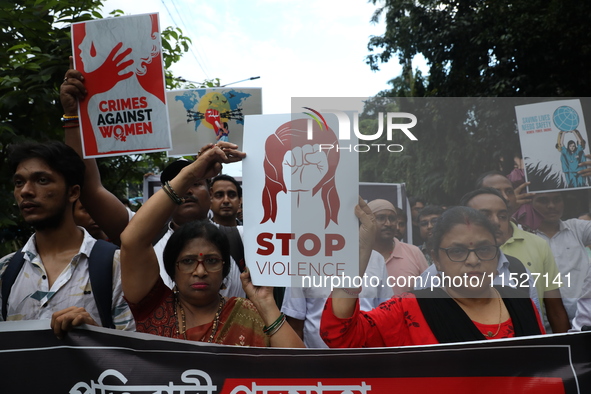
[415,251,542,315]
[535,219,591,321]
[502,222,561,302]
[0,228,134,330]
[281,251,393,348]
[386,238,429,295]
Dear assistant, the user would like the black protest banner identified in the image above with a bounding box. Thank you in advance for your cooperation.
[0,321,588,393]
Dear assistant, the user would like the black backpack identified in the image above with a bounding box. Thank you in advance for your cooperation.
[1,239,117,328]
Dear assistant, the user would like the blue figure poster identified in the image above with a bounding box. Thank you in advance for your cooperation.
[515,99,591,192]
[167,88,262,156]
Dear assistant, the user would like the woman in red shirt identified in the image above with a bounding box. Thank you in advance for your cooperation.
[321,205,544,347]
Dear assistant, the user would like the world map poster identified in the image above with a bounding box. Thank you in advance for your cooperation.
[167,88,262,156]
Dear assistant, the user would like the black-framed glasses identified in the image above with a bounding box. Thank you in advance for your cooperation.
[176,257,224,273]
[438,245,498,262]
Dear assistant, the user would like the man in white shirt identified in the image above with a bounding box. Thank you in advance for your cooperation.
[2,141,134,337]
[533,192,591,322]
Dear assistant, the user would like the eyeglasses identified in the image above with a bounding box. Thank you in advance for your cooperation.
[438,245,498,262]
[375,213,397,223]
[176,257,224,273]
[419,218,440,227]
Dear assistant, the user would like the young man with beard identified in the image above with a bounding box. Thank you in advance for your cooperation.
[1,142,134,337]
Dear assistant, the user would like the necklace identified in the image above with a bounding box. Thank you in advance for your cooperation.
[485,288,503,338]
[175,292,225,342]
[443,286,503,338]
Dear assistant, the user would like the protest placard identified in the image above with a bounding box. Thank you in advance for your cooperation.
[71,13,171,158]
[167,88,262,156]
[243,113,359,287]
[515,99,591,192]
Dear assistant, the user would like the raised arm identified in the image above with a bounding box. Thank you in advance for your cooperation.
[330,197,376,319]
[556,131,565,152]
[120,144,245,303]
[574,129,586,150]
[60,58,130,245]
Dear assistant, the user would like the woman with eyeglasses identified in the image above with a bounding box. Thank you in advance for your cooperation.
[320,205,545,347]
[120,143,304,347]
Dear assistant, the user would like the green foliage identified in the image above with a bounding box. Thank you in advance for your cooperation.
[362,0,591,203]
[368,0,591,97]
[0,1,195,254]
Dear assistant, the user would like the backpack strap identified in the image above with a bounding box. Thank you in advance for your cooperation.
[1,242,117,328]
[217,225,246,272]
[88,239,118,329]
[2,249,25,321]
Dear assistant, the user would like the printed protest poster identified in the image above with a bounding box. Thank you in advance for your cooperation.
[167,88,262,156]
[243,113,359,287]
[515,99,591,192]
[71,13,171,158]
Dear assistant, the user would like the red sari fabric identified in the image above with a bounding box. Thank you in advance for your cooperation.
[320,293,545,348]
[128,279,269,346]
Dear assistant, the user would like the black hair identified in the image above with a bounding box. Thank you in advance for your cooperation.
[211,174,242,198]
[474,170,507,189]
[8,141,85,189]
[393,206,406,222]
[417,205,445,222]
[408,196,426,207]
[162,220,231,282]
[460,187,508,208]
[160,159,211,187]
[427,206,498,255]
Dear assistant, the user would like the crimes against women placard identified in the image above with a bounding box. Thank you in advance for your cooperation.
[243,113,359,287]
[167,88,262,156]
[516,99,591,192]
[72,13,171,158]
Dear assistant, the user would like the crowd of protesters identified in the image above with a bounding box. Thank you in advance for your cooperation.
[3,62,591,350]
